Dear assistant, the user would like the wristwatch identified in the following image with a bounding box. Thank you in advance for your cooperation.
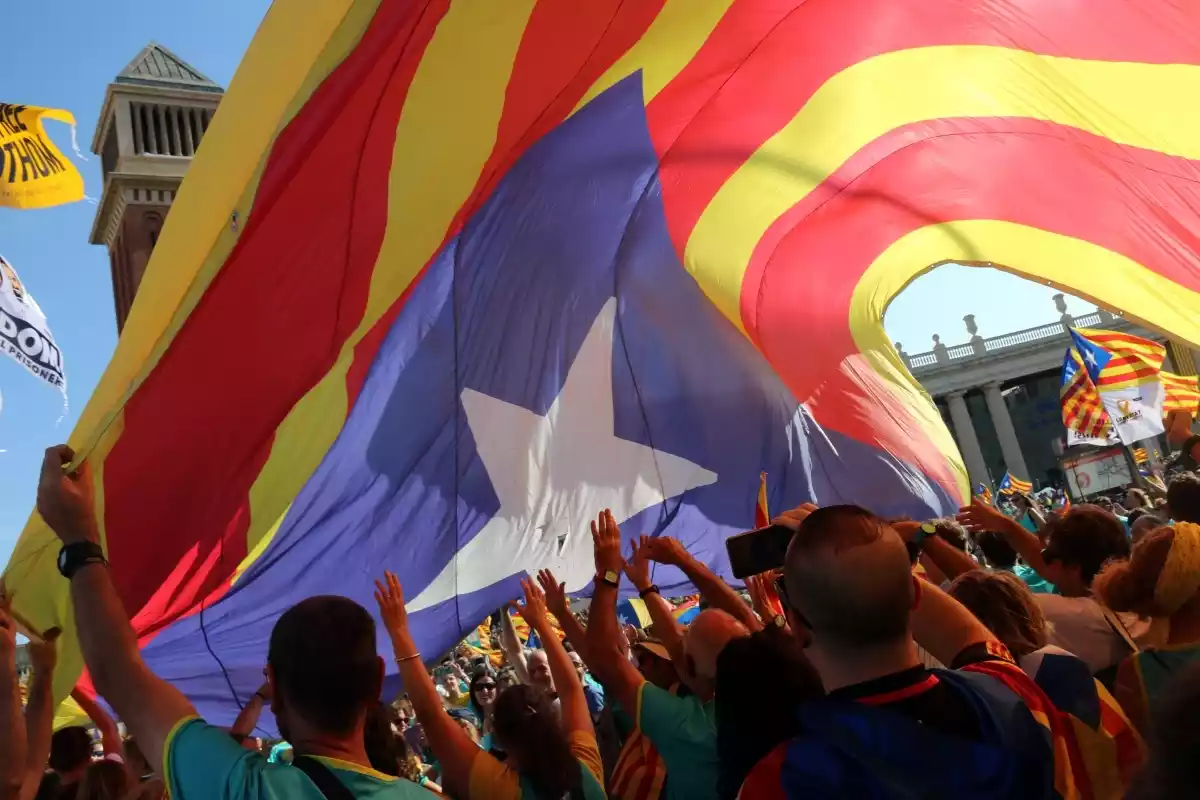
[57,541,107,580]
[596,569,620,588]
[638,584,660,598]
[913,522,937,547]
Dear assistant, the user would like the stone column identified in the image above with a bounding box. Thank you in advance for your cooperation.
[984,381,1029,481]
[946,390,990,490]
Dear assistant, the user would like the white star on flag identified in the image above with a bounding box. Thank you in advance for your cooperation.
[407,298,718,613]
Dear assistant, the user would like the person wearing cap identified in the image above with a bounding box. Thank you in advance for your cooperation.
[630,638,679,691]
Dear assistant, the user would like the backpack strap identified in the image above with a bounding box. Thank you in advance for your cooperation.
[292,756,357,800]
[1096,601,1140,655]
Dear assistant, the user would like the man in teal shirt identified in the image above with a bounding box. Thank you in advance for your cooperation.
[585,510,751,800]
[36,444,434,799]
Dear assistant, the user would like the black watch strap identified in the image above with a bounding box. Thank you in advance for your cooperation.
[595,570,620,588]
[58,541,107,580]
[638,584,660,598]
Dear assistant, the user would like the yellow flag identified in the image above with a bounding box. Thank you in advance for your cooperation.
[0,103,83,209]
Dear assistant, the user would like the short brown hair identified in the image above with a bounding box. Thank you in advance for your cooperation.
[948,570,1047,658]
[1041,505,1129,586]
[784,506,913,650]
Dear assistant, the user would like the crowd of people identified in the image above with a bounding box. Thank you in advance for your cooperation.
[5,443,1200,798]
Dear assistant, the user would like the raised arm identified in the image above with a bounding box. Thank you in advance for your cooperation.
[517,577,594,741]
[536,569,591,664]
[0,598,25,800]
[67,688,122,762]
[585,510,646,714]
[37,446,195,778]
[375,571,479,799]
[623,536,685,668]
[957,498,1050,577]
[227,678,271,746]
[643,536,761,632]
[20,632,60,800]
[909,576,997,666]
[495,604,532,685]
[921,535,979,582]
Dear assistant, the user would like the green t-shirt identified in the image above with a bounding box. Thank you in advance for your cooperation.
[165,717,436,799]
[636,682,718,800]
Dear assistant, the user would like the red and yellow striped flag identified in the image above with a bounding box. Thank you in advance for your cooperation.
[1074,329,1166,391]
[755,471,770,528]
[14,0,1200,717]
[1161,371,1200,416]
[1061,348,1112,439]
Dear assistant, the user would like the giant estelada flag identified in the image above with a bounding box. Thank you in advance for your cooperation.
[8,0,1200,724]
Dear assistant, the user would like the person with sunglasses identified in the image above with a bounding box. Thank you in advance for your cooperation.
[466,673,499,751]
[958,498,1144,676]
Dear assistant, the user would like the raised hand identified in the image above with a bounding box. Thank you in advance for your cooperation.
[623,535,652,590]
[536,569,569,620]
[37,445,99,545]
[773,502,819,532]
[590,509,624,576]
[27,627,61,675]
[374,571,410,636]
[956,497,1011,533]
[640,536,690,568]
[517,575,550,631]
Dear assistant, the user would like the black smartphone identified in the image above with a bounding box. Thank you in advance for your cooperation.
[725,523,795,579]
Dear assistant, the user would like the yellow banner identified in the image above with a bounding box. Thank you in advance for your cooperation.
[0,104,83,209]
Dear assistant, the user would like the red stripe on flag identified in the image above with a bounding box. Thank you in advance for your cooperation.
[740,117,1200,494]
[103,0,451,625]
[648,0,1200,258]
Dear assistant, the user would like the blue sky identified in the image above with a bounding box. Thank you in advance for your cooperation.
[0,3,1085,564]
[0,1,271,564]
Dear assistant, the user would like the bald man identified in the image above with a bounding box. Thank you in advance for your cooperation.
[587,510,747,800]
[741,505,1072,799]
[525,649,554,693]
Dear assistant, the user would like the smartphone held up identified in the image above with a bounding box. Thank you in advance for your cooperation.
[725,523,795,579]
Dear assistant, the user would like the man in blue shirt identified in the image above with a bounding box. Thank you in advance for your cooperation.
[37,445,434,799]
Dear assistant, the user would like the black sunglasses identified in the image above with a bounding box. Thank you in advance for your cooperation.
[773,575,813,632]
[476,683,497,690]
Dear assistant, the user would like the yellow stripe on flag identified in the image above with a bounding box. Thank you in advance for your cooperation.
[574,0,734,112]
[688,46,1200,333]
[1162,371,1200,415]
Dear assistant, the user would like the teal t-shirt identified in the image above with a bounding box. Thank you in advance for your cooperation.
[165,717,436,799]
[1014,562,1056,594]
[636,683,718,800]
